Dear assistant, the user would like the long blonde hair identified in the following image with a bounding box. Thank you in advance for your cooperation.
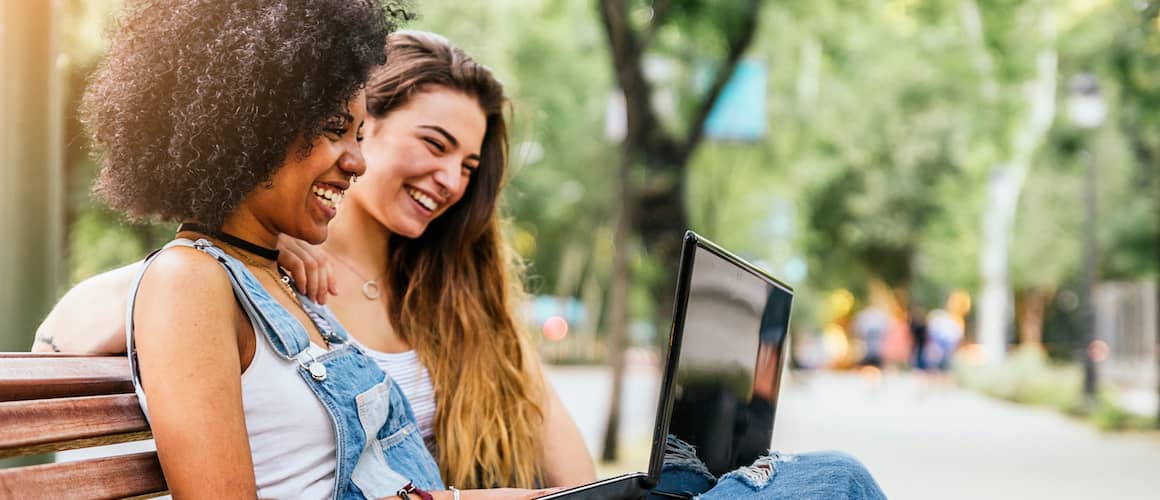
[368,30,545,488]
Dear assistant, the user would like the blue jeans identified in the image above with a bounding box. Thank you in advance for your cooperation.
[654,437,887,499]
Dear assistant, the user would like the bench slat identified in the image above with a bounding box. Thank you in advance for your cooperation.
[0,451,166,499]
[0,356,133,402]
[0,394,150,459]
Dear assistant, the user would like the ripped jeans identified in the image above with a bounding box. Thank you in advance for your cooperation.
[653,436,887,500]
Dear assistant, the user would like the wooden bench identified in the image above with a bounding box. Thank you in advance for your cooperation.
[0,353,167,498]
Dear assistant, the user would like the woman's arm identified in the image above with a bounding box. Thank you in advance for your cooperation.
[132,248,257,498]
[538,377,596,487]
[32,261,142,354]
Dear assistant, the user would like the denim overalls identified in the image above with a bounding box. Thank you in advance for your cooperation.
[126,239,444,499]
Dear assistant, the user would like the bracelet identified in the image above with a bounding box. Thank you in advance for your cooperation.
[449,486,460,500]
[396,482,434,500]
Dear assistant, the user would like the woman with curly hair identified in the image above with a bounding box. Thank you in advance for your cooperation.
[72,1,556,498]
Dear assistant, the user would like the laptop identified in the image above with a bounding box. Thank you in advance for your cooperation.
[539,231,794,499]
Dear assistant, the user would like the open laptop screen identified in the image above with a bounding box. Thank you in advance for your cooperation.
[662,241,793,478]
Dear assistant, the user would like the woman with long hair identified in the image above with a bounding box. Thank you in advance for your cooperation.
[280,30,593,488]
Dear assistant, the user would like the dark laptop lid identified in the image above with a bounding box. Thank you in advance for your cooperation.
[539,231,792,499]
[647,231,794,483]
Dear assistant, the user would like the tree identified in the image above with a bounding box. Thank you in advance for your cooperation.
[596,0,762,461]
[960,0,1060,363]
[0,0,65,354]
[1104,0,1160,426]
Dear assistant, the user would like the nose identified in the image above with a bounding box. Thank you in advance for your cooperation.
[431,158,463,200]
[338,142,367,178]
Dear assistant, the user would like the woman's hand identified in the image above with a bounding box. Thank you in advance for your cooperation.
[277,235,338,304]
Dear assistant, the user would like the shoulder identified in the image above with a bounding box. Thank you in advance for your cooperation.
[47,261,140,314]
[139,246,231,294]
[134,246,237,324]
[132,245,246,356]
[35,261,143,353]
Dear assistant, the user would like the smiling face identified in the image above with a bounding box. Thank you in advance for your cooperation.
[351,86,486,238]
[243,91,368,244]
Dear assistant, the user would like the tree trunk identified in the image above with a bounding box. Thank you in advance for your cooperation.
[977,167,1020,362]
[0,0,65,352]
[963,2,1057,365]
[600,150,633,462]
[637,166,688,332]
[598,0,759,341]
[1016,288,1054,346]
[0,0,64,469]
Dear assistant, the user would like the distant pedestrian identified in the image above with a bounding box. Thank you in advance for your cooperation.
[925,309,963,372]
[853,306,890,368]
[909,306,929,370]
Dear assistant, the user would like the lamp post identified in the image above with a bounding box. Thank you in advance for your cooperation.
[1067,74,1106,405]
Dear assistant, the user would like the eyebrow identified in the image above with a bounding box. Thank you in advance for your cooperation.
[326,112,356,128]
[420,125,482,162]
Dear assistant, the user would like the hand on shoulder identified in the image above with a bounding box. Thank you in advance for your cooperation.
[277,234,339,305]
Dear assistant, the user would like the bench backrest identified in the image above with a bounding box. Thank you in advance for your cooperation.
[0,353,167,498]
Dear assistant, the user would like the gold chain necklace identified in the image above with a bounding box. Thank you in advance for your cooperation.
[221,242,332,350]
[327,250,389,300]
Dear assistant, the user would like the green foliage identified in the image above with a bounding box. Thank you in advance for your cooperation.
[53,0,1160,341]
[957,346,1083,408]
[956,346,1156,431]
[69,210,149,282]
[1089,391,1156,431]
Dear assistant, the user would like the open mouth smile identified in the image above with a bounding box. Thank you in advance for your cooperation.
[313,183,345,210]
[406,187,440,212]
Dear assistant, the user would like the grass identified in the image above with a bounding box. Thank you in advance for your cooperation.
[954,346,1157,432]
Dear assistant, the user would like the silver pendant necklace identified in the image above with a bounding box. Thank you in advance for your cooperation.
[328,250,388,300]
[361,280,382,300]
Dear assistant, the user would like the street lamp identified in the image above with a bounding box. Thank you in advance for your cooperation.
[1067,73,1106,406]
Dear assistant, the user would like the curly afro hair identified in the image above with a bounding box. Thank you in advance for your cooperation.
[83,0,410,228]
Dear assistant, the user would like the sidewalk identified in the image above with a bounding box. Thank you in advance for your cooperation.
[547,367,1160,500]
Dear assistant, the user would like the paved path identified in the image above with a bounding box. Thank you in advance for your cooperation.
[547,367,1160,500]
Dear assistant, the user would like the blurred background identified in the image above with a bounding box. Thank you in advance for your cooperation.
[4,0,1160,498]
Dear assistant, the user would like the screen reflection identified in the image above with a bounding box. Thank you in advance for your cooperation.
[664,246,792,477]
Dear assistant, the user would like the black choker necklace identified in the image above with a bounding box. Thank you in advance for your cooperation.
[177,222,280,261]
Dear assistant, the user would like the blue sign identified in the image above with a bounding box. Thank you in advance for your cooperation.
[703,60,767,141]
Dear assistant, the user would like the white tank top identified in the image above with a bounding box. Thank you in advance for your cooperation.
[241,334,336,499]
[355,343,437,444]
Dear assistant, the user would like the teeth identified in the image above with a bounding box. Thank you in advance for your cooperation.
[312,185,343,209]
[407,188,438,211]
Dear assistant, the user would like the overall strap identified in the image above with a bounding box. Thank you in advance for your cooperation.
[126,238,337,421]
[125,239,200,424]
